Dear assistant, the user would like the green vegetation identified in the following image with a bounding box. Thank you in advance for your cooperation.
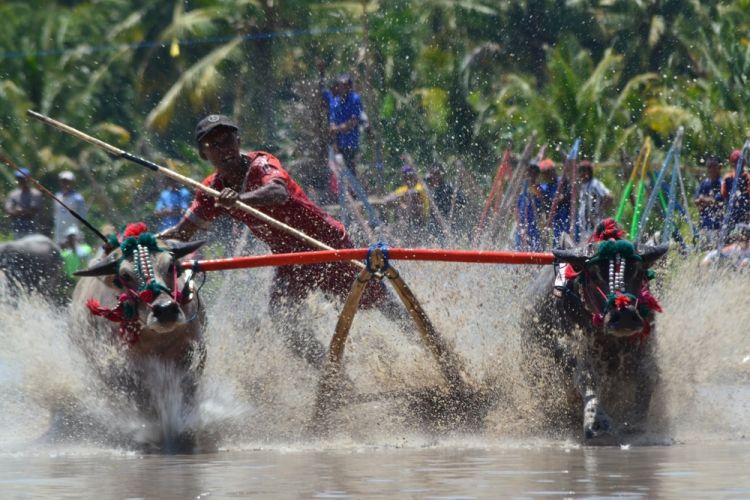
[1,0,748,238]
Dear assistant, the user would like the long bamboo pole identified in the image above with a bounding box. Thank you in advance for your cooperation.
[27,109,366,270]
[185,247,555,272]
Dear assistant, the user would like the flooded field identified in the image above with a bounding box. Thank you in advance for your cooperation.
[1,256,749,497]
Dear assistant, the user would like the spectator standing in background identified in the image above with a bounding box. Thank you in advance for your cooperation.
[514,162,543,251]
[721,149,750,231]
[60,225,93,281]
[426,163,467,237]
[576,160,613,241]
[694,156,724,249]
[328,73,365,178]
[383,164,430,241]
[53,170,86,245]
[155,177,193,232]
[4,168,43,239]
[536,158,570,247]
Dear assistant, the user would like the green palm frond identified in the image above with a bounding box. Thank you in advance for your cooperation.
[577,49,622,109]
[145,38,242,131]
[642,103,702,137]
[157,8,223,40]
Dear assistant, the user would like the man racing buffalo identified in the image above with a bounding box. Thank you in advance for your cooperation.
[159,114,399,367]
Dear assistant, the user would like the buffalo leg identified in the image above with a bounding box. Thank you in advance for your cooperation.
[575,359,612,440]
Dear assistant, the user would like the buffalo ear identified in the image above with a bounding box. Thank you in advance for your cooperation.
[552,248,589,271]
[638,243,670,267]
[74,256,119,277]
[165,239,206,259]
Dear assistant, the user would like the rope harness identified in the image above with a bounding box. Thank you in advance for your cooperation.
[86,225,198,345]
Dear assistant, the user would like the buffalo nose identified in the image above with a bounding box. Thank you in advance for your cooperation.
[152,300,180,323]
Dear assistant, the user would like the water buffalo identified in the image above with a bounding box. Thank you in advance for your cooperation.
[522,221,668,443]
[69,225,205,449]
[0,234,65,302]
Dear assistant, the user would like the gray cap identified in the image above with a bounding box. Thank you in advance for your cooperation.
[195,114,238,143]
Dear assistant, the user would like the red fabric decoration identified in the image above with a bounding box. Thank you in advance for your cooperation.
[86,298,126,322]
[590,218,626,242]
[591,313,604,328]
[138,289,155,304]
[123,222,149,238]
[614,293,631,309]
[638,288,663,313]
[86,296,142,345]
[564,265,580,280]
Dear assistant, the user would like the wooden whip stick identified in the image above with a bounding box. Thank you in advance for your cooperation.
[27,109,366,270]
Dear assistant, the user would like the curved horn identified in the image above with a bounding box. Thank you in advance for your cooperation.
[165,239,206,259]
[74,255,119,277]
[552,248,589,269]
[638,243,670,266]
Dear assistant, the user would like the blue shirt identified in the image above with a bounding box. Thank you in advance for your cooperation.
[539,177,571,241]
[155,187,192,231]
[515,184,542,251]
[694,178,723,229]
[329,91,363,151]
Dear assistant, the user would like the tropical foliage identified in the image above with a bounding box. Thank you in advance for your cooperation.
[0,0,748,236]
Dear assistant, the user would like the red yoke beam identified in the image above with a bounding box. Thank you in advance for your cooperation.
[185,248,555,272]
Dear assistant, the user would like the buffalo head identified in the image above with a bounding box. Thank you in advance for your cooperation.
[554,240,668,338]
[77,234,205,336]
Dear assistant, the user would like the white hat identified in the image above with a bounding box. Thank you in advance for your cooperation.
[59,170,75,181]
[64,225,80,237]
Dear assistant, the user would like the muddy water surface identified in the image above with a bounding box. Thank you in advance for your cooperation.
[1,258,749,497]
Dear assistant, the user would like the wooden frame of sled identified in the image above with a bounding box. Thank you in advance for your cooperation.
[310,246,472,430]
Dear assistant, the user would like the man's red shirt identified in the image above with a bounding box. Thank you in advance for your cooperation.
[184,151,387,308]
[186,151,348,253]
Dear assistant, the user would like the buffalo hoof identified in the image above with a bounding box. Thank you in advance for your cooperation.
[583,395,612,441]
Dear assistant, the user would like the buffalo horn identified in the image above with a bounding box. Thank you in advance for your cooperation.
[166,239,206,259]
[552,248,589,270]
[74,256,119,277]
[638,243,669,266]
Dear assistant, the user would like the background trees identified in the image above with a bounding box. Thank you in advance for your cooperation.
[0,0,747,236]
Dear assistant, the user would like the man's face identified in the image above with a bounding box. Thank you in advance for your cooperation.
[404,173,418,188]
[541,169,556,181]
[61,179,73,192]
[707,162,721,180]
[580,167,593,182]
[199,127,241,171]
[527,167,539,182]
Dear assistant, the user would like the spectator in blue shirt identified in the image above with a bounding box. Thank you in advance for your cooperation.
[694,156,724,248]
[514,162,543,251]
[328,73,366,178]
[155,178,192,232]
[537,158,571,247]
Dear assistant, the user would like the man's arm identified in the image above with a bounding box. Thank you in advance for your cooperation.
[236,179,289,207]
[332,116,359,134]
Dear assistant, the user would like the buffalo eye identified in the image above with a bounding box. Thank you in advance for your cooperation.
[119,270,136,286]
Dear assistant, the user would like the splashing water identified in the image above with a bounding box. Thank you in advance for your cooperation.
[1,252,748,453]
